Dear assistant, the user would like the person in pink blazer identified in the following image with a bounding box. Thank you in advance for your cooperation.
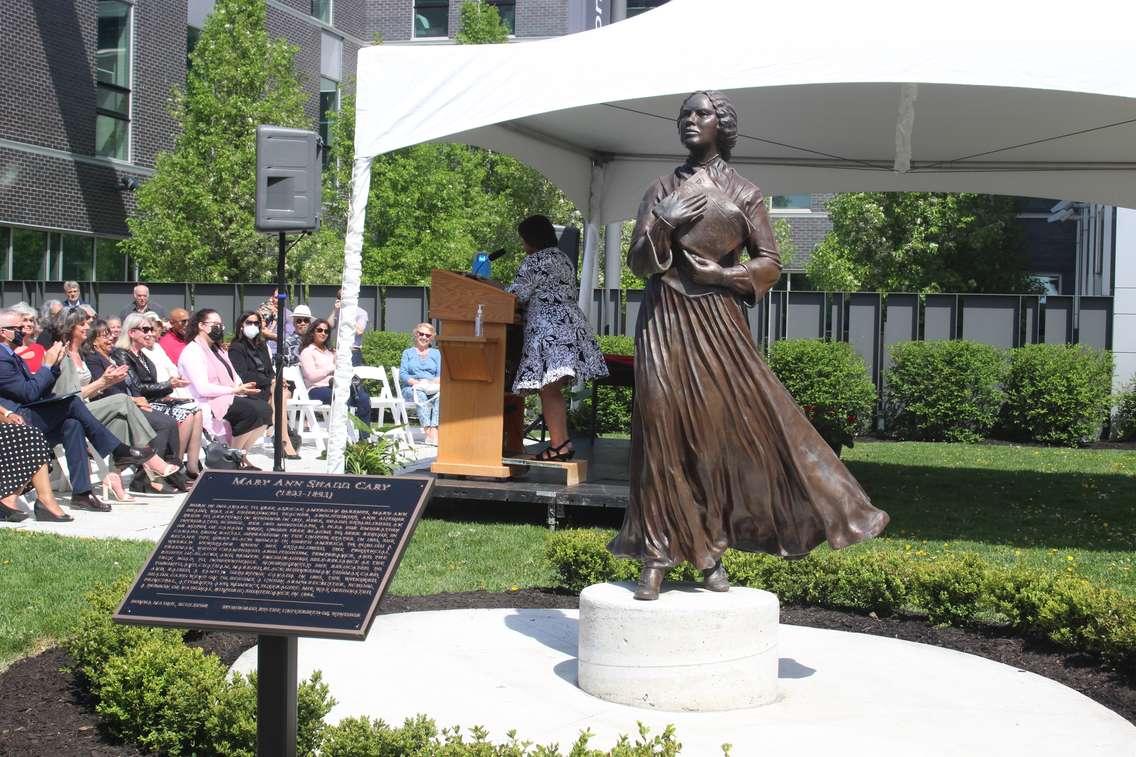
[178,309,271,459]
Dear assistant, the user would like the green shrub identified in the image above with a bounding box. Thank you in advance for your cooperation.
[1111,379,1136,441]
[213,671,335,757]
[362,330,413,369]
[766,339,876,450]
[884,340,1007,442]
[569,335,634,436]
[345,435,406,475]
[321,715,688,756]
[1001,344,1113,446]
[544,530,1136,673]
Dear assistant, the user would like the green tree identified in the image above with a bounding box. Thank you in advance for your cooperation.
[124,0,309,282]
[455,0,510,44]
[806,192,1037,293]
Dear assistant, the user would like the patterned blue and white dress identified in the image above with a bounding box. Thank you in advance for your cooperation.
[506,246,608,393]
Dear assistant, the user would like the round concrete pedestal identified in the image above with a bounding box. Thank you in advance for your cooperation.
[577,581,780,711]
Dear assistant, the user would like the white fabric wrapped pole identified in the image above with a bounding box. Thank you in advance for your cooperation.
[576,160,606,324]
[325,154,374,474]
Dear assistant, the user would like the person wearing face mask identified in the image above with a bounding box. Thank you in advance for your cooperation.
[227,311,299,459]
[177,308,270,463]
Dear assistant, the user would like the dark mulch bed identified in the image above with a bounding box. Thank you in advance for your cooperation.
[1,589,1132,756]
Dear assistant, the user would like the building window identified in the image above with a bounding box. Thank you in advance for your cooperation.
[58,234,95,282]
[488,0,515,34]
[627,0,667,17]
[414,0,449,38]
[96,0,132,161]
[311,0,332,24]
[771,194,812,211]
[1030,273,1061,296]
[11,229,47,281]
[96,238,131,281]
[319,77,339,169]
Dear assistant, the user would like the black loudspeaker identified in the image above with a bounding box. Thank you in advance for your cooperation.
[255,126,321,232]
[557,225,581,278]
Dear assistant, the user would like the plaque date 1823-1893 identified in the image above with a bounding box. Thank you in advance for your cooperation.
[113,471,433,639]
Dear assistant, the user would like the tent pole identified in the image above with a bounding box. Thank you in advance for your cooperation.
[577,160,606,327]
[326,154,375,474]
[604,222,623,334]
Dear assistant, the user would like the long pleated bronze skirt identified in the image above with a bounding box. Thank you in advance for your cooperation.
[608,277,889,569]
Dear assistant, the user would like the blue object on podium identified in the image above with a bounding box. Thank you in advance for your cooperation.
[471,251,491,278]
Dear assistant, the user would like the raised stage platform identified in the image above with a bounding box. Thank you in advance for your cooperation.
[419,437,631,527]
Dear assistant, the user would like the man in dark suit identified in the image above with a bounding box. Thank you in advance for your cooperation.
[0,308,152,512]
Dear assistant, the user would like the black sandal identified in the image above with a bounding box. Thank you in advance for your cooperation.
[534,440,575,462]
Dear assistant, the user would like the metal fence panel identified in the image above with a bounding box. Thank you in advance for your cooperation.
[382,286,427,334]
[766,290,786,346]
[882,293,918,369]
[847,293,881,383]
[1078,296,1113,349]
[190,284,239,329]
[923,294,957,341]
[961,294,1020,348]
[1044,296,1074,344]
[747,297,766,349]
[1023,297,1040,344]
[786,291,825,339]
[623,289,644,338]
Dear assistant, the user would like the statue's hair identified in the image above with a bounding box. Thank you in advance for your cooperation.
[681,90,738,162]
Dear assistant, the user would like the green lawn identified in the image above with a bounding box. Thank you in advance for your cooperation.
[0,440,1132,667]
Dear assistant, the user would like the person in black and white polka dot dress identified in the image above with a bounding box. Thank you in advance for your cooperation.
[0,407,73,522]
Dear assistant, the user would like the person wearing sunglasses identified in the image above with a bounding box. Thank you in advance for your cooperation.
[228,311,300,459]
[399,323,441,445]
[299,318,371,421]
[178,308,270,464]
[283,304,313,368]
[113,313,205,490]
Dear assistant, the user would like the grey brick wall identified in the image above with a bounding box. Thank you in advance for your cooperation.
[132,1,188,169]
[335,0,368,39]
[0,147,135,236]
[269,6,324,127]
[516,0,567,37]
[365,0,570,41]
[1,0,98,154]
[367,0,413,41]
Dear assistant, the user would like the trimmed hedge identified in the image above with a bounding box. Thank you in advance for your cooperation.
[65,577,334,756]
[1001,344,1113,446]
[544,530,1136,674]
[883,340,1007,442]
[361,330,413,369]
[1115,379,1136,441]
[766,339,876,450]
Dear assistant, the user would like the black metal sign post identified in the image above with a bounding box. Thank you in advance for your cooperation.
[273,231,286,474]
[258,634,298,757]
[114,472,432,757]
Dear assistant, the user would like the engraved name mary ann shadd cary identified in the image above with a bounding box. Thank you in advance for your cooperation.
[607,91,889,601]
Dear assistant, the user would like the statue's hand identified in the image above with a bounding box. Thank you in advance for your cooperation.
[683,251,726,286]
[653,192,706,231]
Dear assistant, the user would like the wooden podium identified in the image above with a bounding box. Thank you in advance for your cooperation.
[429,269,517,479]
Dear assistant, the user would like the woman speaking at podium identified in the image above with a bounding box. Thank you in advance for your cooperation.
[506,215,608,461]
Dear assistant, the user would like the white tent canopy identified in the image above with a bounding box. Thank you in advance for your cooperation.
[324,0,1136,471]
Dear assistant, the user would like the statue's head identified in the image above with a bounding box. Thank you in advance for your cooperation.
[677,90,738,162]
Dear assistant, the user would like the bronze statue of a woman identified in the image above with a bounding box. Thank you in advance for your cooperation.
[608,91,889,600]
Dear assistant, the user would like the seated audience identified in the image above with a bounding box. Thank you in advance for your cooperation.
[227,310,299,459]
[178,308,270,461]
[159,307,192,365]
[399,322,442,445]
[0,307,158,512]
[0,412,72,522]
[36,300,64,348]
[11,303,46,373]
[299,318,371,421]
[63,281,85,309]
[283,305,312,367]
[114,314,204,483]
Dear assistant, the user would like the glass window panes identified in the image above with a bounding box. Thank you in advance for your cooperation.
[60,235,94,282]
[414,1,449,37]
[97,86,129,117]
[489,0,515,34]
[319,78,338,168]
[187,26,202,65]
[627,0,667,18]
[12,229,47,281]
[96,1,131,88]
[96,238,129,281]
[96,114,129,161]
[772,194,812,210]
[311,0,332,23]
[0,227,9,280]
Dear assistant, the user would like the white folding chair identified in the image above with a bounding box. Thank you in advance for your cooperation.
[283,365,330,452]
[353,365,413,447]
[388,366,419,428]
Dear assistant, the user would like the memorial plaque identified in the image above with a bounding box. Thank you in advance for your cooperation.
[114,471,433,640]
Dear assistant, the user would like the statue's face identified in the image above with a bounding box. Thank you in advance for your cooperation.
[678,93,718,153]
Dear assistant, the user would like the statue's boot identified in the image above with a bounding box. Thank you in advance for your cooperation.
[633,567,664,601]
[702,561,730,592]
